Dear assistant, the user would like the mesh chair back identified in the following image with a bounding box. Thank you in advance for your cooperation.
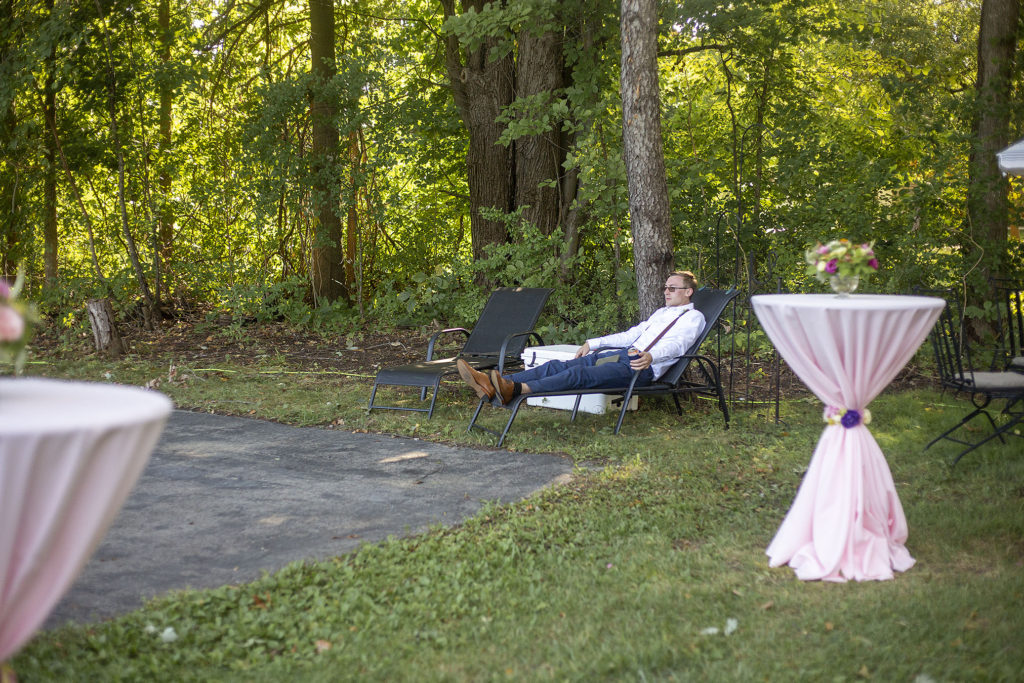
[460,287,552,358]
[657,287,739,385]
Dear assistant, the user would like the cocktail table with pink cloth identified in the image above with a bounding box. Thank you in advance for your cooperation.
[751,294,945,582]
[0,378,171,662]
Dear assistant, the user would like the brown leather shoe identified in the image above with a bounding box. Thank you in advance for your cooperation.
[457,359,495,400]
[490,370,516,405]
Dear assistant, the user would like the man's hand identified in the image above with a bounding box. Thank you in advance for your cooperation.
[574,341,591,358]
[628,349,653,371]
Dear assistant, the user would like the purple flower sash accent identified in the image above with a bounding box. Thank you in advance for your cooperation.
[823,406,872,428]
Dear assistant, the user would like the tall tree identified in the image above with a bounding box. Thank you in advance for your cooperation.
[966,0,1020,283]
[310,0,346,302]
[514,19,564,236]
[441,0,608,280]
[157,0,174,300]
[42,0,59,287]
[0,0,26,279]
[620,0,672,318]
[94,0,156,329]
[440,0,515,264]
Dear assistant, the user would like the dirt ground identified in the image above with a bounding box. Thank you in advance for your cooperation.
[36,314,429,375]
[32,309,937,401]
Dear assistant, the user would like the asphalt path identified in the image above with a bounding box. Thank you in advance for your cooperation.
[45,410,572,628]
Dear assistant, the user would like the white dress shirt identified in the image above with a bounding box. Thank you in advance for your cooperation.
[587,303,706,380]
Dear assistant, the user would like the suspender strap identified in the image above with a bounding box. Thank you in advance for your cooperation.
[642,309,690,353]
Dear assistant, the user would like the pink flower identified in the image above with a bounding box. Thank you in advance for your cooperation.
[0,279,9,299]
[0,305,25,342]
[817,245,830,255]
[825,259,839,274]
[868,258,879,269]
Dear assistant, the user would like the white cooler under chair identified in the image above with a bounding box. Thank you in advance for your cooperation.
[519,345,639,414]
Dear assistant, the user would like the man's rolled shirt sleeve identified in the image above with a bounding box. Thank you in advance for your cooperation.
[587,304,706,380]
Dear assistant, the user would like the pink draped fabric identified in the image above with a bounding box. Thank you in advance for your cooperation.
[1,379,171,661]
[751,294,944,582]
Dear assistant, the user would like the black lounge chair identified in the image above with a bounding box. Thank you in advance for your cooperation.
[468,286,740,446]
[367,287,552,418]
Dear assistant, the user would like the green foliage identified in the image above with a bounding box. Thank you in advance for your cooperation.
[441,0,559,58]
[370,267,484,329]
[472,208,562,288]
[496,93,570,146]
[721,321,775,361]
[1,0,1018,338]
[659,0,987,294]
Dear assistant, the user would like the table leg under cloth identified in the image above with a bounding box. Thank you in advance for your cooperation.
[766,424,914,581]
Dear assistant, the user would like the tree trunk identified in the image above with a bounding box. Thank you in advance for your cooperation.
[620,0,673,319]
[157,0,174,299]
[43,0,58,287]
[441,0,515,264]
[0,93,20,278]
[966,0,1019,284]
[345,128,360,291]
[93,0,156,330]
[515,28,564,236]
[559,161,583,280]
[0,4,21,278]
[87,298,126,358]
[310,0,346,302]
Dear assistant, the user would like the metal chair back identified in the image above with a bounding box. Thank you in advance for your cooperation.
[656,287,740,387]
[459,287,552,359]
[993,278,1024,371]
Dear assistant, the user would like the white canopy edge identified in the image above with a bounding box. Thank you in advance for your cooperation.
[997,137,1024,175]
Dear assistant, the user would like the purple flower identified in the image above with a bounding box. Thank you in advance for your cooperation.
[840,410,861,428]
[868,258,878,270]
[825,259,839,274]
[0,279,9,299]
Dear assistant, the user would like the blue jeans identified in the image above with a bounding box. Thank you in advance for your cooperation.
[508,350,654,394]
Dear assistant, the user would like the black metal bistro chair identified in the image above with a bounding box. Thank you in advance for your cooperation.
[992,278,1024,373]
[367,287,551,419]
[925,290,1024,465]
[468,287,740,447]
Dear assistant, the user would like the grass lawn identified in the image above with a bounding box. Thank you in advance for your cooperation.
[8,353,1024,681]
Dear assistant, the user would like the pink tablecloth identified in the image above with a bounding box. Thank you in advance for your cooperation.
[752,294,944,581]
[0,378,171,661]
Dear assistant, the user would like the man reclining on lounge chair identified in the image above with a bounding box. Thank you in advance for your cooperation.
[457,271,706,404]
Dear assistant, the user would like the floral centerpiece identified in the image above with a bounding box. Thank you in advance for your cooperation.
[0,269,36,374]
[805,239,878,295]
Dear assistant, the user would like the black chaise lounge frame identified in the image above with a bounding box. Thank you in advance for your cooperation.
[468,287,740,446]
[367,287,552,418]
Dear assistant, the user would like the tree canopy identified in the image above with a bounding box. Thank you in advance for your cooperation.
[1,0,1020,338]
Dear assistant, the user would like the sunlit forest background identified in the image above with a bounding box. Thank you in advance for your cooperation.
[1,0,1021,342]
